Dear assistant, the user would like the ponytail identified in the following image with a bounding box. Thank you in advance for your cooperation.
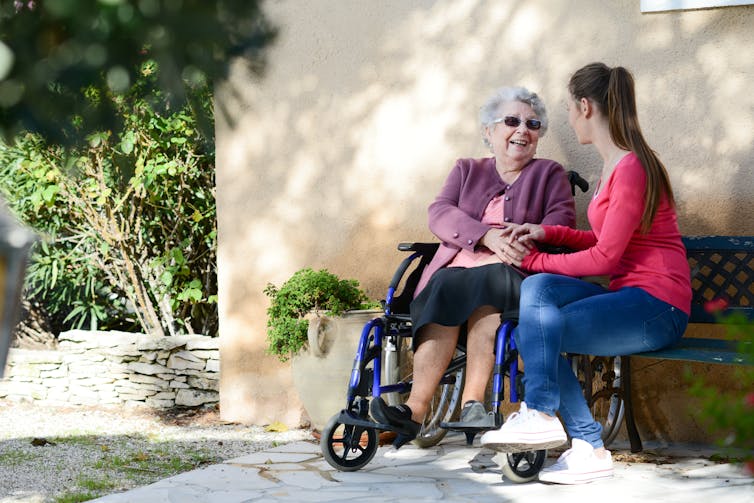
[570,63,675,233]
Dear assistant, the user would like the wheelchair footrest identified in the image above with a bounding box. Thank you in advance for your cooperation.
[336,408,397,433]
[439,424,496,432]
[440,411,500,432]
[439,422,496,446]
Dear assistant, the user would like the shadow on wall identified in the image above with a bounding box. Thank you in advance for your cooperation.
[214,0,754,423]
[219,1,754,286]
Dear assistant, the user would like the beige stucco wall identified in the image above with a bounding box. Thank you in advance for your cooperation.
[215,0,754,442]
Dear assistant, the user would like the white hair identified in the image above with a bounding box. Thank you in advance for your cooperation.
[479,86,549,139]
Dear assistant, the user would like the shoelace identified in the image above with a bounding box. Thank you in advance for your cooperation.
[555,447,577,464]
[544,446,587,472]
[554,444,598,467]
[504,402,534,426]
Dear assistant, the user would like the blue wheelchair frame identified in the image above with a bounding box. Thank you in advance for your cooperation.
[320,170,593,478]
[321,243,534,473]
[337,317,522,434]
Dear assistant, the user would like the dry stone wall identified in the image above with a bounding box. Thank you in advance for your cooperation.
[0,330,219,408]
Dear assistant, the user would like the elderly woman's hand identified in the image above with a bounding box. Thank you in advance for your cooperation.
[481,227,532,265]
[501,223,545,246]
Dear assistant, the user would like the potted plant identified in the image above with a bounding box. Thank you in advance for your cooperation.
[264,268,381,430]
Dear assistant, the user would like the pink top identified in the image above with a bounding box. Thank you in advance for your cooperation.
[446,193,506,268]
[521,153,691,314]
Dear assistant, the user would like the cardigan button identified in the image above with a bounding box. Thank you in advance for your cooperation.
[467,239,473,245]
[504,217,511,222]
[453,232,459,238]
[505,196,511,201]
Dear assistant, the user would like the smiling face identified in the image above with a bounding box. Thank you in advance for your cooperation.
[484,101,540,169]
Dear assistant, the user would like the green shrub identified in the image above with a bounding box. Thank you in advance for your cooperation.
[263,268,377,361]
[0,60,217,337]
[688,305,754,475]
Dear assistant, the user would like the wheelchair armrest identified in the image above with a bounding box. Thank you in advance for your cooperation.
[397,242,440,255]
[387,243,439,296]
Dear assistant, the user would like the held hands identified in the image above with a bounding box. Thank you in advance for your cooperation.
[501,222,545,246]
[481,225,533,266]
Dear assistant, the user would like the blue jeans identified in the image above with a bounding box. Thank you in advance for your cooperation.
[514,273,688,449]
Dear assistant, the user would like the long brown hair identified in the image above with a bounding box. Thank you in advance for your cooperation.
[568,62,675,233]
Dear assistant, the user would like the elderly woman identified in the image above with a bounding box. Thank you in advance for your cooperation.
[371,86,576,445]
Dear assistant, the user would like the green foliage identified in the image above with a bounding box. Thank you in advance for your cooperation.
[97,448,215,474]
[264,268,377,362]
[0,0,276,144]
[54,492,98,503]
[0,449,34,466]
[0,61,218,336]
[688,311,754,474]
[74,476,117,492]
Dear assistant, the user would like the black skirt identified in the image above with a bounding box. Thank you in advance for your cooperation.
[409,263,526,349]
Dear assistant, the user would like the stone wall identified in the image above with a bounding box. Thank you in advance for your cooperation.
[0,330,219,408]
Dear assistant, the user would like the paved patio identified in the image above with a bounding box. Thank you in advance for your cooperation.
[92,432,753,502]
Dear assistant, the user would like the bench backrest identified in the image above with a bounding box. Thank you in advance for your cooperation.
[683,236,754,323]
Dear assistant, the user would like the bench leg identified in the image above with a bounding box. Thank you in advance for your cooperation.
[622,356,643,453]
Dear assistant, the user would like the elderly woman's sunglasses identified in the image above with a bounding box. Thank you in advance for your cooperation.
[492,116,542,131]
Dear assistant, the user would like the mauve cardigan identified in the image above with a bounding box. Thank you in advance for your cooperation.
[415,157,576,295]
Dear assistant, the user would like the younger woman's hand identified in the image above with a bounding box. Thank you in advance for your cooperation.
[503,223,545,246]
[481,228,529,265]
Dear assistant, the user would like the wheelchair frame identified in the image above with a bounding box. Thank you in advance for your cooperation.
[319,170,622,481]
[320,243,548,482]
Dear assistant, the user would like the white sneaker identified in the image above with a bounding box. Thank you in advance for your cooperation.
[479,402,567,452]
[538,438,614,484]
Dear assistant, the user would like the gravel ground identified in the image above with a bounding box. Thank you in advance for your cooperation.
[0,401,312,503]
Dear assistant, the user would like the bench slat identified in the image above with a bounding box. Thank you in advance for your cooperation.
[633,338,752,365]
[682,235,754,251]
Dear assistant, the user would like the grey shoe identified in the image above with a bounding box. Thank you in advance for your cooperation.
[441,401,496,430]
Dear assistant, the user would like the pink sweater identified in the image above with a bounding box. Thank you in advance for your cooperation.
[521,153,691,315]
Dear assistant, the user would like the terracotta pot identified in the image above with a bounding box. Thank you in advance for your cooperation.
[291,309,381,430]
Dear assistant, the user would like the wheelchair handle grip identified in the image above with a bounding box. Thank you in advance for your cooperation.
[567,170,589,196]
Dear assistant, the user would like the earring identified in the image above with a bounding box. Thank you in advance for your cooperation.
[483,137,494,153]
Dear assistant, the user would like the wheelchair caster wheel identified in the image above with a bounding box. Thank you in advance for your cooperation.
[499,449,547,483]
[320,414,378,471]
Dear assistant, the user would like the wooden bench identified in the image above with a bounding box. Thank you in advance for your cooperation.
[621,235,754,452]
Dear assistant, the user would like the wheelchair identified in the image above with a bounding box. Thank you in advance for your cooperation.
[319,172,623,482]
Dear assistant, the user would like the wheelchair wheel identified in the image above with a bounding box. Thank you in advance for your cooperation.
[571,355,624,446]
[383,338,464,448]
[500,449,547,483]
[320,413,379,471]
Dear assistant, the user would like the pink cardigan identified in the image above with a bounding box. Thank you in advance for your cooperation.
[522,153,691,314]
[415,157,576,295]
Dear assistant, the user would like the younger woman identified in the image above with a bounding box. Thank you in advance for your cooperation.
[480,63,691,485]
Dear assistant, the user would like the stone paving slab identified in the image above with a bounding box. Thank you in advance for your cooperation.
[92,433,754,502]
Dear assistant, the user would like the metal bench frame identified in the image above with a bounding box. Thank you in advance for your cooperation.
[622,235,754,452]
